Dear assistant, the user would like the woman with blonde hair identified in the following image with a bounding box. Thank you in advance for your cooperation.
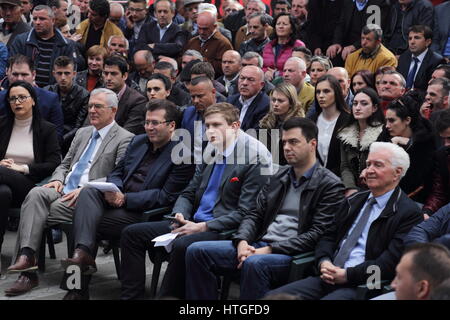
[259,82,305,165]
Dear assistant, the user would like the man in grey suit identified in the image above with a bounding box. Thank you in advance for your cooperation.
[4,88,134,297]
[120,102,273,300]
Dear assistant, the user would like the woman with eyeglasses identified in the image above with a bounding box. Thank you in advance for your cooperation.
[258,83,305,165]
[0,81,61,253]
[146,73,172,101]
[311,74,351,177]
[377,91,436,203]
[262,13,305,82]
[337,87,384,197]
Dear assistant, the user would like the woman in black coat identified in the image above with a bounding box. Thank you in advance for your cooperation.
[0,81,61,251]
[377,92,436,203]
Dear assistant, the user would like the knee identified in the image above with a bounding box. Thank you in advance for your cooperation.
[185,242,203,260]
[0,184,12,203]
[242,255,267,272]
[79,187,101,200]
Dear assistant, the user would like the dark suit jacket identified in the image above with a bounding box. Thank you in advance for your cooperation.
[117,86,148,135]
[134,20,188,58]
[0,86,64,139]
[315,187,423,285]
[397,48,446,91]
[107,134,195,212]
[171,131,272,232]
[0,115,61,182]
[311,111,351,177]
[227,91,270,131]
[431,1,450,55]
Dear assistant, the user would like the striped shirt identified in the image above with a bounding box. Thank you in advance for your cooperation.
[35,36,55,87]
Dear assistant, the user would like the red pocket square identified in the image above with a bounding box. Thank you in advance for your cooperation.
[230,177,239,182]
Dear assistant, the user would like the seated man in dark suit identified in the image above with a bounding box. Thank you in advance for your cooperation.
[119,102,273,300]
[397,25,446,92]
[102,55,148,135]
[134,0,188,58]
[227,65,270,131]
[4,88,134,297]
[0,54,64,140]
[267,142,423,300]
[186,117,346,299]
[44,56,90,155]
[59,99,195,300]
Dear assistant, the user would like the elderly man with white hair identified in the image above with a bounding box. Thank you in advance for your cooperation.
[283,56,315,114]
[267,142,424,300]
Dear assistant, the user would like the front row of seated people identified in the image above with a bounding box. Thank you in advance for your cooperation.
[2,84,450,299]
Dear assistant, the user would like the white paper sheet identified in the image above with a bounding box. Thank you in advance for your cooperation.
[152,232,179,253]
[85,182,121,193]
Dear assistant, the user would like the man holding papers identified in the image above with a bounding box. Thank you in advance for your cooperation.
[119,102,273,300]
[59,99,195,300]
[5,88,134,297]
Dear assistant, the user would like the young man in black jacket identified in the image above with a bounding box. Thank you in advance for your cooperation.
[185,117,345,299]
[267,141,423,300]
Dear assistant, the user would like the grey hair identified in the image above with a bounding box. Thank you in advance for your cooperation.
[382,70,407,88]
[33,5,55,18]
[183,49,204,61]
[90,88,119,108]
[107,35,129,50]
[155,0,176,12]
[362,24,383,41]
[198,3,217,18]
[110,2,125,15]
[247,12,272,26]
[286,56,306,72]
[310,55,333,71]
[369,142,410,178]
[242,51,263,68]
[247,0,266,12]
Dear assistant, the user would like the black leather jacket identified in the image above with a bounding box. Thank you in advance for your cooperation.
[232,164,345,256]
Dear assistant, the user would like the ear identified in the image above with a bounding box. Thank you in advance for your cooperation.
[405,116,412,126]
[416,280,431,300]
[425,38,432,47]
[123,71,128,81]
[232,120,241,130]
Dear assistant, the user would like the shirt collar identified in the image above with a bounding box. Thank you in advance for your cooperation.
[368,188,396,209]
[412,48,428,63]
[239,93,258,106]
[289,162,318,188]
[158,22,172,30]
[96,120,115,140]
[199,30,216,44]
[353,0,368,11]
[117,84,127,101]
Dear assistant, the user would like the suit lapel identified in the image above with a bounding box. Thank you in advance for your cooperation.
[160,24,174,43]
[72,129,92,164]
[140,141,172,190]
[116,87,129,122]
[124,141,148,183]
[91,123,117,167]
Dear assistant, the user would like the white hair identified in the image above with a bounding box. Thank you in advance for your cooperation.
[183,49,204,61]
[247,0,266,12]
[198,3,218,18]
[110,2,124,15]
[107,35,129,50]
[90,88,119,108]
[286,56,306,72]
[369,142,410,178]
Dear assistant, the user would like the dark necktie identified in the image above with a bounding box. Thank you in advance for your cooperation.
[333,197,377,268]
[63,131,100,194]
[406,57,419,89]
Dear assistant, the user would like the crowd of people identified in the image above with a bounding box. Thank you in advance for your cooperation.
[0,0,449,301]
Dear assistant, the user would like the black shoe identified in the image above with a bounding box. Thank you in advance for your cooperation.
[52,229,63,244]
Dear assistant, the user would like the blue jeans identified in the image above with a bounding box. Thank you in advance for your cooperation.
[185,240,292,300]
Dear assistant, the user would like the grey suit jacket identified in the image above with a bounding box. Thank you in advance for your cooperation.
[50,122,134,184]
[431,1,450,55]
[172,130,273,232]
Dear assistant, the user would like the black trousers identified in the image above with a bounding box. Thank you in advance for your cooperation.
[120,220,220,300]
[0,166,35,249]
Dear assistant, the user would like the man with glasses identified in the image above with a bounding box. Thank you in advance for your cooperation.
[123,0,150,54]
[59,99,195,300]
[4,88,134,297]
[0,0,31,48]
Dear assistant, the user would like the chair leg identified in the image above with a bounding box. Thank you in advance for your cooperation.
[112,246,121,280]
[46,228,56,259]
[38,233,46,272]
[149,250,163,299]
[60,224,74,257]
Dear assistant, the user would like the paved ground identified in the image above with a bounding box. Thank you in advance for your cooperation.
[0,229,239,300]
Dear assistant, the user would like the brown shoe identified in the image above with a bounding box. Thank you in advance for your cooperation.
[60,248,97,275]
[5,273,38,296]
[62,290,90,300]
[7,255,38,273]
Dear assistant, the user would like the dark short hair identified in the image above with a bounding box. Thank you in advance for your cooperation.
[179,59,201,82]
[247,12,272,26]
[429,77,450,97]
[104,55,128,75]
[274,0,291,9]
[435,108,450,133]
[129,0,147,5]
[190,75,213,87]
[90,0,110,18]
[8,54,34,71]
[430,278,450,300]
[374,65,396,78]
[190,62,215,80]
[53,55,75,70]
[154,61,176,78]
[408,25,433,40]
[404,243,450,291]
[434,64,450,79]
[293,46,312,57]
[282,117,318,142]
[147,73,172,91]
[146,99,180,127]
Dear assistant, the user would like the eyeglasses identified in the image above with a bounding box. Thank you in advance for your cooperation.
[144,120,171,127]
[88,103,111,110]
[8,95,31,104]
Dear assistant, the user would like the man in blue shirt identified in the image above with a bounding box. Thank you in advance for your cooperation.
[267,141,423,299]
